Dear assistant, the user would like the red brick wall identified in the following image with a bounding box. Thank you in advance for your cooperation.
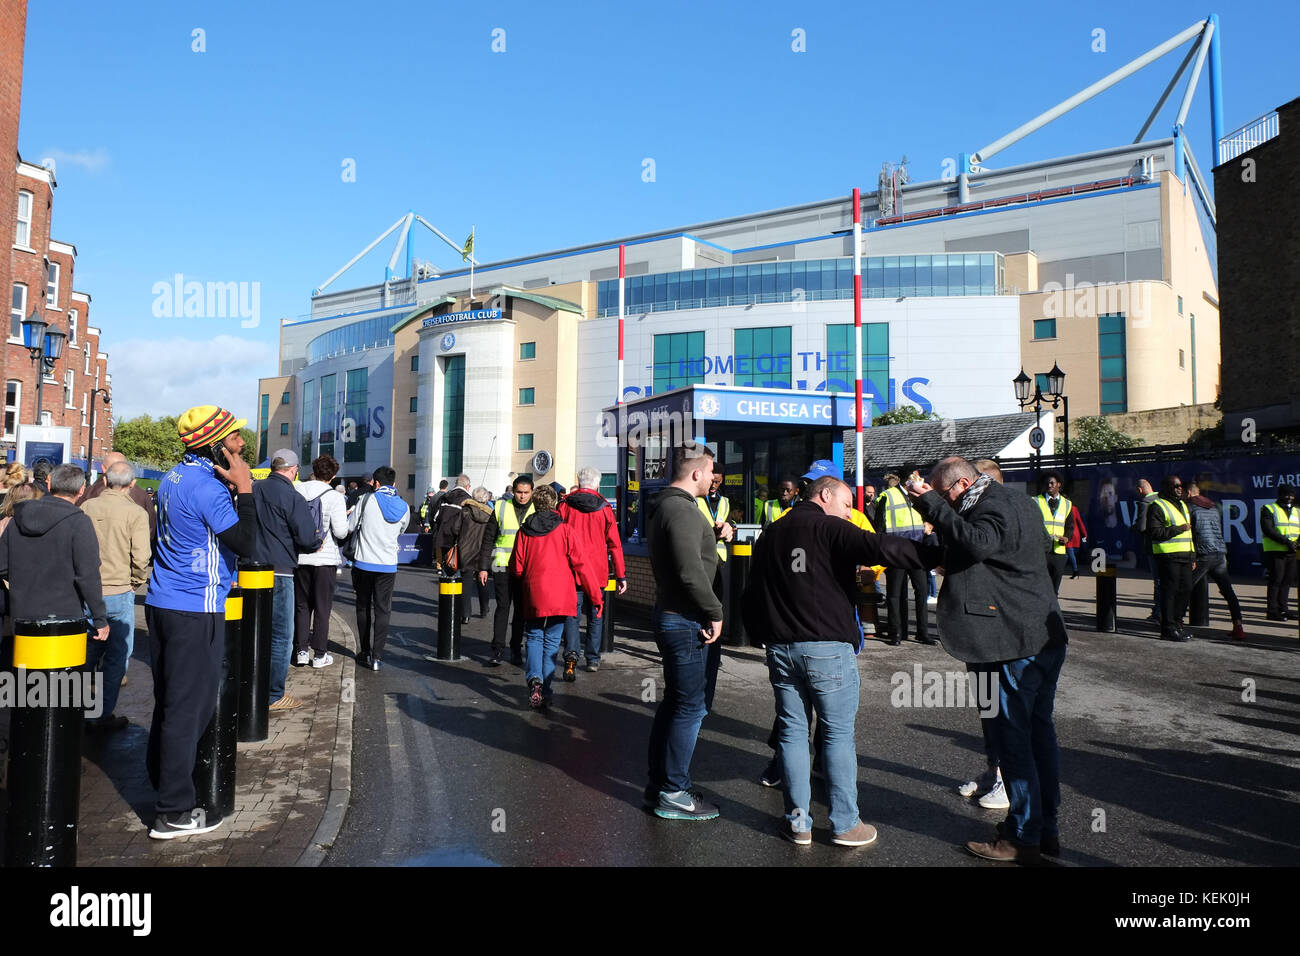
[0,1,28,404]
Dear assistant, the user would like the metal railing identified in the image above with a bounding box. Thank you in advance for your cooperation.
[595,283,1001,317]
[1218,111,1279,165]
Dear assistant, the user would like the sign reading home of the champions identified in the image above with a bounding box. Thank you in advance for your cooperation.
[421,308,504,329]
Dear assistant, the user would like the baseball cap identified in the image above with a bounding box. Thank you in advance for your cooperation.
[801,459,840,481]
[270,448,299,469]
[178,405,247,450]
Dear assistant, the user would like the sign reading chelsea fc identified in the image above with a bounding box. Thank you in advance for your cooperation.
[422,308,503,329]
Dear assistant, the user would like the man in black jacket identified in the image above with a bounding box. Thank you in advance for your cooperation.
[1146,475,1194,642]
[432,474,472,569]
[907,456,1068,864]
[252,449,319,711]
[744,475,934,848]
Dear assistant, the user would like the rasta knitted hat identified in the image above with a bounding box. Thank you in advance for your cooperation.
[178,405,247,450]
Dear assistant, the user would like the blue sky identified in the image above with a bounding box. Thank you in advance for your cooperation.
[17,0,1298,422]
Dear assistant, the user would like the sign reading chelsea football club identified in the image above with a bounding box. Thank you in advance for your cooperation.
[421,308,503,329]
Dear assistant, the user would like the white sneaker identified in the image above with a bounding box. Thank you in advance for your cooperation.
[957,766,998,798]
[295,650,310,666]
[312,653,335,668]
[978,772,1010,810]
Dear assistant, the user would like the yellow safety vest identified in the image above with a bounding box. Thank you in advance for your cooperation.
[492,499,536,569]
[1151,499,1193,555]
[697,495,730,562]
[763,499,789,525]
[1263,502,1300,552]
[1035,495,1072,555]
[878,486,922,533]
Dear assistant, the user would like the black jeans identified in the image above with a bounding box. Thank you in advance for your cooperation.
[463,567,492,617]
[1265,552,1297,617]
[1156,558,1194,636]
[1046,554,1066,594]
[492,570,525,654]
[884,566,929,641]
[294,565,337,655]
[145,605,224,816]
[1190,553,1243,622]
[352,568,395,659]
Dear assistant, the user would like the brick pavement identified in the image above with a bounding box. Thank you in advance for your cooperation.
[1,593,357,867]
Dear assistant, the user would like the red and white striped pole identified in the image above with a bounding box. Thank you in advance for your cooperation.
[852,188,864,512]
[617,243,626,405]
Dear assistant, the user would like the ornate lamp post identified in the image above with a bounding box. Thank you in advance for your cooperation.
[20,309,67,426]
[1013,363,1070,478]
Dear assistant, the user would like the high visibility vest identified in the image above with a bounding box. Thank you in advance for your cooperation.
[763,499,788,525]
[1151,499,1193,555]
[1263,502,1300,552]
[878,486,922,533]
[1036,494,1072,555]
[492,499,535,569]
[697,495,730,562]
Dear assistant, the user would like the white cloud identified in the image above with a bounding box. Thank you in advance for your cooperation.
[39,147,111,175]
[106,334,276,424]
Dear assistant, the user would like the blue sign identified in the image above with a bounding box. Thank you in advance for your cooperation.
[692,387,867,427]
[422,308,503,329]
[440,332,456,351]
[24,441,65,468]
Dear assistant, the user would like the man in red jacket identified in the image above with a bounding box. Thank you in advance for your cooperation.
[511,484,604,709]
[557,466,628,679]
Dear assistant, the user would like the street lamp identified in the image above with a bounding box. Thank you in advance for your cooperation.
[1013,365,1070,478]
[21,309,66,425]
[87,387,111,481]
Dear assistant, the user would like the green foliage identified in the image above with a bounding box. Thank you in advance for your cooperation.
[1056,416,1140,454]
[873,405,941,427]
[112,415,184,469]
[238,427,257,466]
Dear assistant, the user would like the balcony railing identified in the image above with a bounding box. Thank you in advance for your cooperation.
[1218,111,1279,165]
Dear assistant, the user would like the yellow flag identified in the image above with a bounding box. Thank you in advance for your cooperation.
[462,231,474,261]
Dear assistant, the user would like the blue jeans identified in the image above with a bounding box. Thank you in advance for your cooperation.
[525,616,566,699]
[269,574,294,703]
[993,642,1067,846]
[767,641,861,835]
[647,609,721,794]
[563,587,602,664]
[86,591,136,718]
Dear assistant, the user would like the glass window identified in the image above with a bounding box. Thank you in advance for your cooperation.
[281,391,290,404]
[68,309,77,346]
[64,369,74,407]
[519,387,535,405]
[1035,373,1051,394]
[706,269,719,300]
[898,256,915,297]
[1098,313,1127,414]
[81,392,87,426]
[409,395,418,413]
[46,261,59,308]
[883,256,899,296]
[518,433,534,451]
[319,373,336,456]
[1177,295,1183,315]
[408,474,416,490]
[981,254,995,292]
[964,254,981,296]
[734,326,792,388]
[300,379,317,465]
[776,261,791,295]
[864,258,881,298]
[15,191,32,247]
[10,283,26,339]
[520,341,536,360]
[344,367,368,463]
[947,256,963,294]
[1178,349,1185,369]
[442,355,466,474]
[280,423,289,436]
[599,472,617,499]
[411,354,419,372]
[4,380,20,440]
[826,323,889,417]
[258,393,270,462]
[720,267,733,299]
[914,256,932,295]
[408,437,417,454]
[692,271,706,301]
[653,331,706,393]
[1033,318,1057,340]
[1099,357,1125,380]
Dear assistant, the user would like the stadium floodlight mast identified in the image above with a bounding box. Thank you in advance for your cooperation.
[313,212,481,298]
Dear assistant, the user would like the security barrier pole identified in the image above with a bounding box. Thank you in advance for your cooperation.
[238,562,274,742]
[1189,573,1210,627]
[600,577,617,654]
[437,573,463,661]
[3,619,89,867]
[1096,566,1118,632]
[194,587,243,820]
[728,542,751,647]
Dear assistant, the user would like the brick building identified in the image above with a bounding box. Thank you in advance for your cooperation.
[2,0,113,466]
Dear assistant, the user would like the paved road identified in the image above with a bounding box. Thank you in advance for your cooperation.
[325,567,1300,866]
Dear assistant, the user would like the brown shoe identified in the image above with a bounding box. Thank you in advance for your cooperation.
[269,694,303,712]
[965,837,1041,863]
[831,821,878,847]
[782,821,813,846]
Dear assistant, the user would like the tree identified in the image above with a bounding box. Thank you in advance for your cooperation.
[112,415,184,468]
[873,405,941,427]
[1057,416,1140,454]
[238,427,257,466]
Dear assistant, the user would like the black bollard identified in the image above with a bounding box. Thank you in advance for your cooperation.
[194,588,243,819]
[1095,567,1117,632]
[437,575,463,661]
[727,542,751,647]
[237,562,274,742]
[600,577,617,653]
[4,619,89,867]
[1189,573,1210,627]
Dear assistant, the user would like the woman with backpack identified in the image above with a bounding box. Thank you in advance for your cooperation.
[295,454,350,668]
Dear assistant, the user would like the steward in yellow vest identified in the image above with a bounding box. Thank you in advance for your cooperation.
[492,487,536,570]
[1146,476,1194,642]
[1261,484,1299,621]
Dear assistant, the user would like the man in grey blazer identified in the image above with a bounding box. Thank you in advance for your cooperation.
[907,456,1068,864]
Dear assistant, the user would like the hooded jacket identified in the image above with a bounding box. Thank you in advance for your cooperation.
[455,498,496,573]
[0,495,108,628]
[297,479,350,567]
[557,489,626,587]
[348,485,411,573]
[510,509,603,618]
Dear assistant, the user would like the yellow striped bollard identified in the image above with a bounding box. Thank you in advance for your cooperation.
[237,563,274,742]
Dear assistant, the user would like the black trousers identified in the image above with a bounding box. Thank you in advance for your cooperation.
[145,605,224,816]
[885,566,929,641]
[464,567,491,617]
[352,568,395,659]
[1265,552,1297,617]
[1156,558,1194,637]
[294,565,337,655]
[1046,554,1066,594]
[1189,553,1243,622]
[492,570,525,653]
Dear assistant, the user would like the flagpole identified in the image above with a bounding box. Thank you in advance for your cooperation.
[617,244,626,406]
[853,187,864,513]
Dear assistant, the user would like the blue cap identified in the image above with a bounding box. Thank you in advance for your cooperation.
[801,459,839,481]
